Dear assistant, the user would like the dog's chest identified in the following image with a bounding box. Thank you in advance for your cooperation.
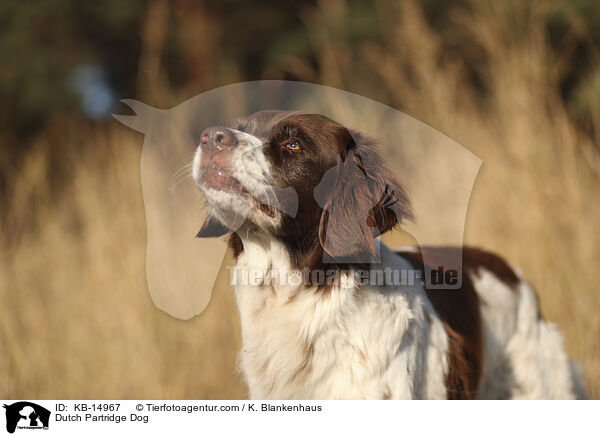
[232,243,449,399]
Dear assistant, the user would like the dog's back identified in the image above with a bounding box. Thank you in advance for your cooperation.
[398,246,587,399]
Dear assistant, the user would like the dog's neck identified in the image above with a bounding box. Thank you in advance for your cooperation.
[230,231,446,399]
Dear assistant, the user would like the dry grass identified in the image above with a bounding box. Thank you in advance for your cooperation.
[1,0,599,399]
[0,125,245,398]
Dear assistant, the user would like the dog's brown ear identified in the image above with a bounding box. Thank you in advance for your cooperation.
[196,214,230,238]
[316,130,413,261]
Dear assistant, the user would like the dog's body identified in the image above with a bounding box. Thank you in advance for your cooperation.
[193,110,585,399]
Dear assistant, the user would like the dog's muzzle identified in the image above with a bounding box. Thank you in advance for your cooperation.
[197,127,246,194]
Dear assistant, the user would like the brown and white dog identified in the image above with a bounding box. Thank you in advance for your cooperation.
[193,110,586,399]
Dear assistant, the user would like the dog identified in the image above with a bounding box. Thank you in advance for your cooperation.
[192,110,586,399]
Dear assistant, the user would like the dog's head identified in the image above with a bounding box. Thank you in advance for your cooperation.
[193,110,412,266]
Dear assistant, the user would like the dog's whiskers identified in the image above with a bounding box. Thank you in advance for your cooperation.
[169,165,193,192]
[173,162,193,177]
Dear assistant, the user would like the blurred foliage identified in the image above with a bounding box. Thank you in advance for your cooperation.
[0,0,143,134]
[0,0,599,145]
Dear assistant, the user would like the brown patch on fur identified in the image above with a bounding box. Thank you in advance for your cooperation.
[417,246,519,290]
[228,232,244,258]
[399,247,487,399]
[313,127,412,261]
[462,247,520,288]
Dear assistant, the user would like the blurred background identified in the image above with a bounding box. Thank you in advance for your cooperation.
[1,0,599,399]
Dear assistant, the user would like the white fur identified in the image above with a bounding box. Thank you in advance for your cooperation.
[472,268,585,399]
[233,237,449,399]
[193,130,283,231]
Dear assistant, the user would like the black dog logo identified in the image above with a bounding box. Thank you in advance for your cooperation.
[3,402,50,433]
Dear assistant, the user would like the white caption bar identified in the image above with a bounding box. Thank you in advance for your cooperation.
[0,400,596,436]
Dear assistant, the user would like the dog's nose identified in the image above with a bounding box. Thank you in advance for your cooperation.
[200,127,237,151]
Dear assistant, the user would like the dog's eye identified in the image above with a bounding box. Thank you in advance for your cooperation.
[285,139,301,151]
